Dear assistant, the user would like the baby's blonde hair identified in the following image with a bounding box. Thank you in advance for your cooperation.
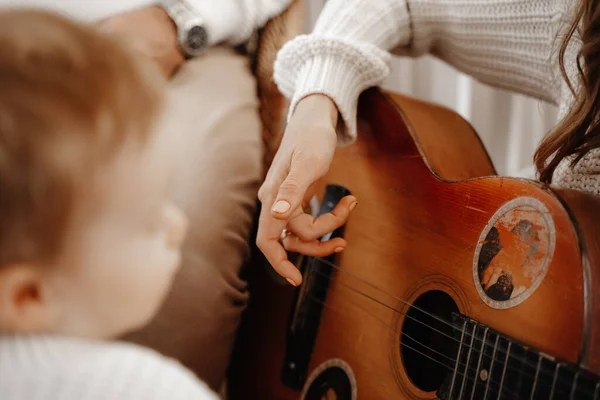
[0,9,165,267]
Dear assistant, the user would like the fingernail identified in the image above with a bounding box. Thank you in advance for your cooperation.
[349,201,358,211]
[335,247,345,253]
[286,278,298,286]
[272,200,291,214]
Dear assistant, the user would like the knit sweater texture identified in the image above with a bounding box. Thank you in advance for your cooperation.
[273,0,600,195]
[0,335,218,399]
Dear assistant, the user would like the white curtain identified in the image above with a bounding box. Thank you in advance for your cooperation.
[305,0,559,177]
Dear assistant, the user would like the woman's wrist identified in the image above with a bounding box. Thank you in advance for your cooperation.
[294,94,339,130]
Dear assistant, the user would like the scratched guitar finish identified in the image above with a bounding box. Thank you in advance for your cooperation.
[228,88,600,400]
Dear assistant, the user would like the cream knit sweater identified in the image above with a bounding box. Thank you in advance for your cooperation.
[274,0,600,196]
[0,335,218,399]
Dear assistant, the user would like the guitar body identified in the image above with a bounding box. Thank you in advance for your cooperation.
[228,88,600,399]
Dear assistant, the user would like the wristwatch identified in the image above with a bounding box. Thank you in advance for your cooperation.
[159,0,209,57]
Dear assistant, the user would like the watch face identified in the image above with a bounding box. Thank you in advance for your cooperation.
[186,26,208,54]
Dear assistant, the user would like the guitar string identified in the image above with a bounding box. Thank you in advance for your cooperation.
[308,254,579,365]
[296,256,597,397]
[304,255,530,359]
[301,265,564,399]
[308,295,520,399]
[305,256,597,397]
[302,265,592,399]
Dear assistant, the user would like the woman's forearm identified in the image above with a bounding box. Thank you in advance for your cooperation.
[274,0,566,145]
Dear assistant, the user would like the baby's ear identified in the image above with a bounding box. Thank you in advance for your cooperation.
[0,264,53,333]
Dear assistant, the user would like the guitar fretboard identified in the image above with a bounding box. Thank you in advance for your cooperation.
[438,314,600,400]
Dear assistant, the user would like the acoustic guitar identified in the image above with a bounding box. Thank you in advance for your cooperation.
[227,88,600,399]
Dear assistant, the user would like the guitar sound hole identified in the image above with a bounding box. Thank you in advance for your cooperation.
[400,290,459,392]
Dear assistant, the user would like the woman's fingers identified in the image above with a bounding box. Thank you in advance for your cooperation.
[282,235,347,257]
[287,195,357,241]
[270,158,315,220]
[280,195,357,258]
[301,182,319,210]
[255,204,303,286]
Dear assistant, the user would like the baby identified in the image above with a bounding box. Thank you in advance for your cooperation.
[0,8,216,399]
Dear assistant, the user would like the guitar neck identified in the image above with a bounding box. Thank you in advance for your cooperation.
[438,314,600,400]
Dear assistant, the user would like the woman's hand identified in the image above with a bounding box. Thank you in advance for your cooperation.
[256,94,357,286]
[97,6,185,78]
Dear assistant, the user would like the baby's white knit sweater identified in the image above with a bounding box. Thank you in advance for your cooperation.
[0,335,218,399]
[274,0,600,195]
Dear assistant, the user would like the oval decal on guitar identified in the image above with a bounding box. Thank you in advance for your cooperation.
[473,196,556,309]
[300,359,357,400]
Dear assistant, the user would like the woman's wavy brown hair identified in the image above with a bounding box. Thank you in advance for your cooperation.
[535,0,600,183]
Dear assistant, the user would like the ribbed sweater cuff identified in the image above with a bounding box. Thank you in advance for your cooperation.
[274,36,391,145]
